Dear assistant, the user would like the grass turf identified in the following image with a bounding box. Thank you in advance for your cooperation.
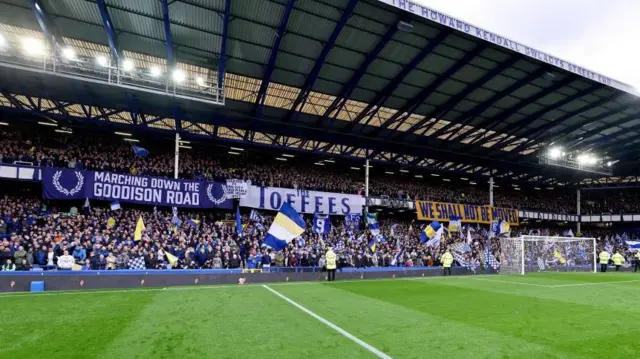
[2,272,640,359]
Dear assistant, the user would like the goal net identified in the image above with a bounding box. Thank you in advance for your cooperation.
[499,236,596,275]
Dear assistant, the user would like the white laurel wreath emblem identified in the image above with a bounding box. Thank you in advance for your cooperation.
[52,170,84,196]
[206,183,227,205]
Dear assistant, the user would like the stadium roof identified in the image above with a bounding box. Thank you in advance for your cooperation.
[0,0,639,186]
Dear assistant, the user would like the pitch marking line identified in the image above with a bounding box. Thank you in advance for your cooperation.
[549,279,640,288]
[262,284,393,359]
[467,276,640,288]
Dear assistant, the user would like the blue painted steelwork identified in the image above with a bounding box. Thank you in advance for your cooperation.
[218,0,231,87]
[440,67,549,141]
[321,21,398,127]
[426,55,520,138]
[498,86,613,152]
[31,0,57,46]
[381,43,487,136]
[470,76,576,145]
[285,0,359,123]
[0,94,539,177]
[535,104,640,149]
[255,0,295,119]
[161,0,175,66]
[491,83,603,151]
[96,0,120,62]
[348,30,450,133]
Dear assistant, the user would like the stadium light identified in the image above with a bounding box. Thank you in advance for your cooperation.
[275,157,287,161]
[0,34,6,48]
[460,177,468,181]
[282,153,295,158]
[350,167,360,170]
[534,187,541,190]
[179,145,192,149]
[22,37,44,57]
[62,47,76,60]
[430,173,439,177]
[324,159,335,163]
[95,55,108,67]
[230,147,244,151]
[0,121,8,126]
[55,129,73,134]
[37,121,57,127]
[228,151,241,155]
[314,162,325,166]
[114,131,132,136]
[123,138,139,143]
[399,169,409,173]
[195,76,206,87]
[548,146,563,159]
[576,153,597,165]
[442,178,451,182]
[414,175,423,178]
[149,66,162,77]
[172,69,186,83]
[122,59,135,72]
[385,171,394,175]
[469,181,477,185]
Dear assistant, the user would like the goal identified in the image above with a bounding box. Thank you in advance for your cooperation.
[499,236,597,275]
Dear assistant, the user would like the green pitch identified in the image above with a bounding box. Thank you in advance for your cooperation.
[2,272,640,359]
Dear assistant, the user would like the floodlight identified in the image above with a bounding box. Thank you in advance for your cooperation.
[195,76,206,86]
[22,37,44,56]
[149,66,162,77]
[122,59,134,72]
[548,147,562,159]
[62,47,76,60]
[172,69,186,83]
[96,55,108,67]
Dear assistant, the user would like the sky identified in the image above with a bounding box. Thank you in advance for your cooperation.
[416,0,640,92]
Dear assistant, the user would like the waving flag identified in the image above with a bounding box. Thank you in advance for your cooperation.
[236,206,243,237]
[367,212,386,242]
[131,145,149,157]
[134,216,145,241]
[420,221,441,244]
[263,203,305,251]
[448,216,461,232]
[186,218,200,229]
[110,201,121,211]
[313,213,331,234]
[250,210,264,223]
[484,246,500,270]
[368,237,377,252]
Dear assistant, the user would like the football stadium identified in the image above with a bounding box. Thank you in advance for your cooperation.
[1,0,640,358]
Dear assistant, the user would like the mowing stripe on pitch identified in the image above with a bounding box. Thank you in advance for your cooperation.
[262,284,393,359]
[549,279,640,288]
[467,277,551,287]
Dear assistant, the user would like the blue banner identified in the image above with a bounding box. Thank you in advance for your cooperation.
[41,168,233,209]
[313,213,331,234]
[344,214,361,232]
[240,186,365,215]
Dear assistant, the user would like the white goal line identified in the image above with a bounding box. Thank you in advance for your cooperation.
[468,277,640,288]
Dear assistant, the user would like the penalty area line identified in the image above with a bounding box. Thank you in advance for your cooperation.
[262,284,394,359]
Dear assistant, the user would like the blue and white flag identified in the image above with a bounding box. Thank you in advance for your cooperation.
[420,221,441,245]
[391,248,405,266]
[564,229,574,237]
[313,213,331,234]
[263,203,306,251]
[131,145,149,157]
[390,223,399,238]
[344,214,361,232]
[626,241,640,251]
[250,210,264,223]
[171,207,182,228]
[366,213,386,242]
[110,200,121,211]
[484,246,500,270]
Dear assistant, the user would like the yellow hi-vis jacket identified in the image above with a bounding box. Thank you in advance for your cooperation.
[441,252,454,268]
[635,252,640,260]
[326,250,337,270]
[599,251,610,264]
[612,253,625,266]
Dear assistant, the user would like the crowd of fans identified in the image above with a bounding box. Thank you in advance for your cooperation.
[0,190,638,272]
[0,128,600,214]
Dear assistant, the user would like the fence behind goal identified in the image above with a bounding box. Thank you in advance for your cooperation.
[500,236,597,275]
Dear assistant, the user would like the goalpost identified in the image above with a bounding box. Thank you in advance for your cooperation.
[500,235,597,275]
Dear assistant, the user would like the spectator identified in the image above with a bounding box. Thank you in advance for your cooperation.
[2,258,16,271]
[57,250,75,270]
